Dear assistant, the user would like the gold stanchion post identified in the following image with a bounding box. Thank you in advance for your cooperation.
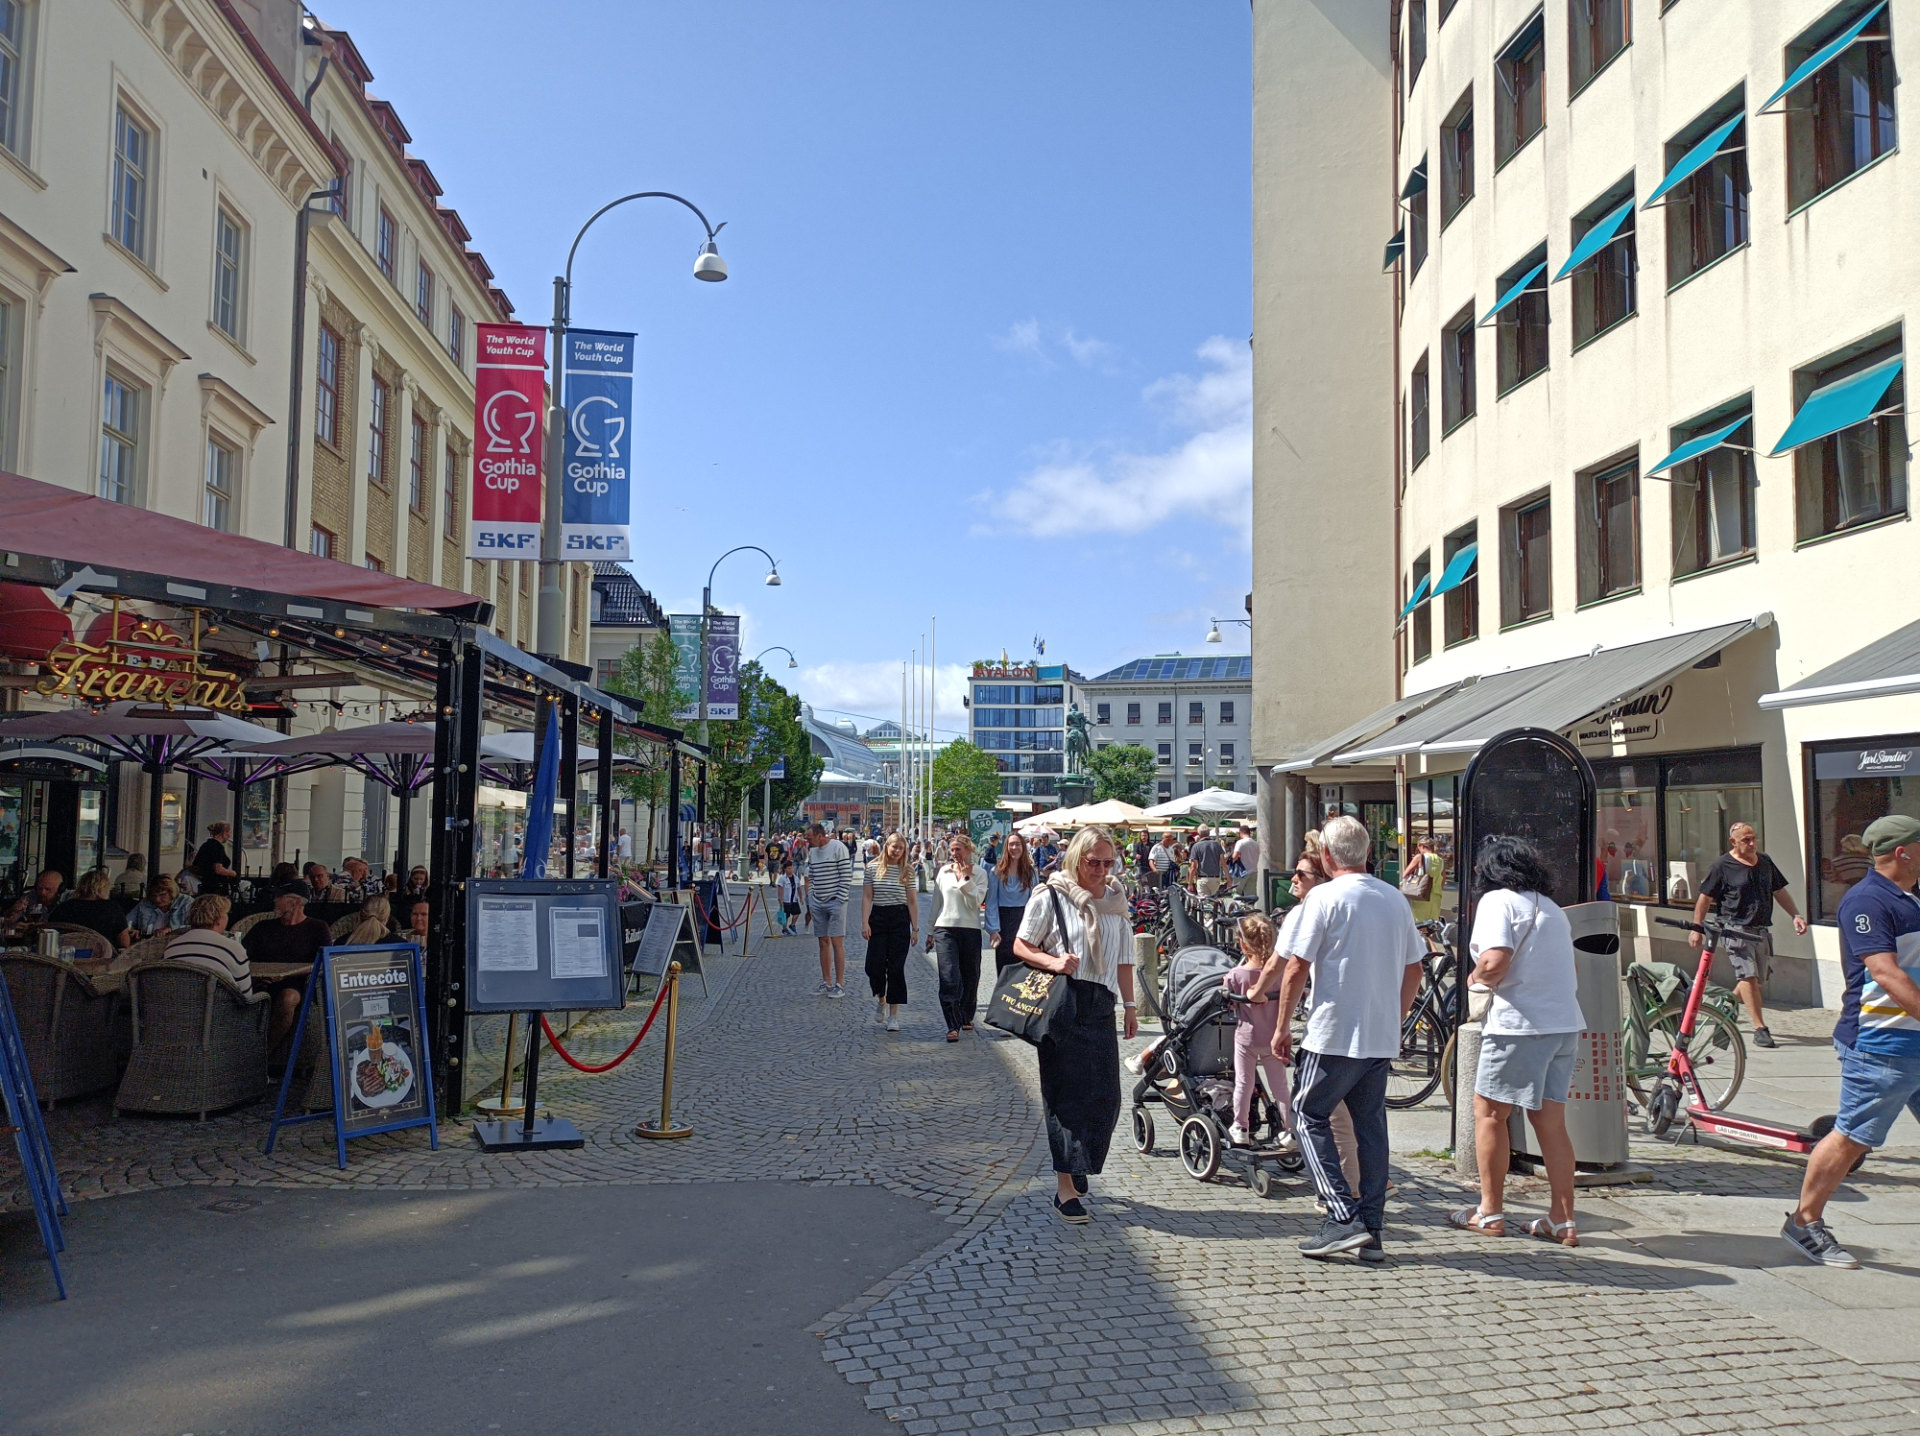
[475,1013,526,1119]
[635,961,693,1139]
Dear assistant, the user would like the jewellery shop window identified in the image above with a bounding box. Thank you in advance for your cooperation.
[1808,738,1920,924]
[1591,747,1762,905]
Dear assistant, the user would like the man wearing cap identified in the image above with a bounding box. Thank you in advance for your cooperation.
[1688,822,1809,1049]
[1783,813,1920,1268]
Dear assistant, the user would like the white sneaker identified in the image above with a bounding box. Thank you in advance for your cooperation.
[1228,1125,1251,1148]
[1123,1052,1146,1076]
[885,1015,900,1032]
[874,995,887,1023]
[812,980,831,996]
[829,984,846,999]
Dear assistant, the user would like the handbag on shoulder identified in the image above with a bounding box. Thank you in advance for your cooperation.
[1399,855,1434,902]
[984,888,1077,1044]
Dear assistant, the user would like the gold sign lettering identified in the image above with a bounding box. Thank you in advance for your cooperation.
[35,606,248,713]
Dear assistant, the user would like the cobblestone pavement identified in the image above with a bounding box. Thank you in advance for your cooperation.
[10,900,1920,1432]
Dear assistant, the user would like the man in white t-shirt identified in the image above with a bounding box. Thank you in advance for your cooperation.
[1272,815,1425,1261]
[1231,828,1259,895]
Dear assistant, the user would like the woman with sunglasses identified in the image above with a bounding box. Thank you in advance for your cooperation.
[1014,825,1138,1222]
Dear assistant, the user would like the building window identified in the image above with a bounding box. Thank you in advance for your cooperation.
[0,0,31,158]
[1219,742,1235,766]
[408,413,428,513]
[310,524,335,558]
[1157,701,1173,725]
[1501,492,1552,626]
[1156,742,1172,768]
[365,555,384,572]
[1158,781,1173,801]
[1440,90,1473,225]
[377,207,397,280]
[368,375,390,487]
[1409,549,1432,664]
[1406,0,1426,89]
[1188,701,1203,725]
[1495,247,1549,394]
[315,325,342,447]
[1095,702,1110,724]
[1188,742,1202,768]
[1787,3,1898,211]
[1443,522,1479,646]
[415,260,434,326]
[1671,408,1756,578]
[1187,780,1203,795]
[1666,102,1748,286]
[1410,351,1430,468]
[212,203,246,342]
[1578,456,1641,604]
[1495,12,1546,166]
[329,141,351,220]
[449,306,465,365]
[1442,303,1475,432]
[1594,749,1763,907]
[1809,739,1920,921]
[98,370,142,505]
[1219,701,1234,725]
[111,103,152,261]
[444,442,460,538]
[1571,188,1635,347]
[1407,157,1429,276]
[1569,0,1630,92]
[203,434,236,530]
[1794,337,1907,542]
[1126,702,1141,725]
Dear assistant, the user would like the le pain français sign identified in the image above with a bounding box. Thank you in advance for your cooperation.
[35,602,247,712]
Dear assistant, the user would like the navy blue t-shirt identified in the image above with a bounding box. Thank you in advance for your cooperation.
[1835,870,1920,1056]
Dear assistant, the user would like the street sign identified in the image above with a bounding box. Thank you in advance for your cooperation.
[560,329,635,560]
[770,756,787,780]
[469,324,546,558]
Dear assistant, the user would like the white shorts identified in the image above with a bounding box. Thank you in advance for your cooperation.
[1476,1030,1579,1111]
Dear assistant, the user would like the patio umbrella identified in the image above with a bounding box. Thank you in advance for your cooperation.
[1058,799,1148,829]
[1140,787,1257,821]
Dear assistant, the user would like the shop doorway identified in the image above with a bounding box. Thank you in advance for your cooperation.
[0,776,106,894]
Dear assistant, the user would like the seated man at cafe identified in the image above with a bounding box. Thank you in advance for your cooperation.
[243,889,334,1052]
[301,862,335,903]
[4,868,64,936]
[49,868,133,950]
[340,856,382,901]
[163,894,252,995]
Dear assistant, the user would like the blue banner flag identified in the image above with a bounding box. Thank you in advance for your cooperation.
[521,707,560,879]
[561,329,636,560]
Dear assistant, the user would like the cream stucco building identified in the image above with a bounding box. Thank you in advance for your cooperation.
[1254,0,1920,1004]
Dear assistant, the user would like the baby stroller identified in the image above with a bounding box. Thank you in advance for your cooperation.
[1128,945,1304,1196]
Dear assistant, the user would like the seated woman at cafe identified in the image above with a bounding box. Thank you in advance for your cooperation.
[346,896,394,946]
[162,894,252,995]
[50,869,133,950]
[113,852,148,901]
[128,874,192,938]
[402,866,431,902]
[404,899,431,946]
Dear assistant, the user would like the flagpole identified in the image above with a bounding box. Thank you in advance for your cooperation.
[929,616,936,834]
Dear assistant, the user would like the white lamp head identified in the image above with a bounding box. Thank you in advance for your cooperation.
[787,656,798,668]
[1205,624,1223,644]
[764,567,781,587]
[693,239,728,282]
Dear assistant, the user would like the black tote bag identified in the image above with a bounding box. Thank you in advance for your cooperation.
[984,887,1076,1044]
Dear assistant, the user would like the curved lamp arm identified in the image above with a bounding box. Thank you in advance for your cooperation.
[562,190,726,316]
[755,646,798,668]
[707,545,780,594]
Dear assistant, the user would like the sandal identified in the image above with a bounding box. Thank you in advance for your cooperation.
[1525,1217,1579,1248]
[946,1031,960,1043]
[1447,1206,1506,1236]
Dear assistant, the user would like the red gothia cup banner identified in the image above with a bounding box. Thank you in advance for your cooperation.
[469,323,547,560]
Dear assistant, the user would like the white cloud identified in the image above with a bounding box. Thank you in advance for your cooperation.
[1060,328,1117,370]
[992,319,1119,372]
[794,661,970,739]
[992,319,1047,361]
[985,336,1251,539]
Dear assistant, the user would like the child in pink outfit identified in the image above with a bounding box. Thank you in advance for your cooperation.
[1222,914,1294,1148]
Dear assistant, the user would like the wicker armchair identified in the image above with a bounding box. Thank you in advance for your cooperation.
[230,911,274,940]
[115,961,269,1119]
[47,923,114,964]
[118,933,173,969]
[329,913,361,941]
[0,954,121,1104]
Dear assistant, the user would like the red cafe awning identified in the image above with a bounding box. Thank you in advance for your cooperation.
[0,470,483,614]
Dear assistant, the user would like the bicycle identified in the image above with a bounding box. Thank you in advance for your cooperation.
[1622,943,1746,1112]
[1388,919,1458,1109]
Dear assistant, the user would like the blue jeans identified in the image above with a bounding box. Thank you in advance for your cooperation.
[1295,1050,1391,1231]
[1835,1040,1920,1149]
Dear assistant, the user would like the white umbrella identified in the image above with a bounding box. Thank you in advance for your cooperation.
[1036,799,1147,830]
[1140,786,1258,821]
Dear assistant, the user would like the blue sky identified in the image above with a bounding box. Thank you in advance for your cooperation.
[317,0,1252,738]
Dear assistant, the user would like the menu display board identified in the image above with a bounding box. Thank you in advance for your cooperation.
[465,878,626,1014]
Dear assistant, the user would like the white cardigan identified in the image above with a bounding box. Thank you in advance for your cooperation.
[933,864,987,929]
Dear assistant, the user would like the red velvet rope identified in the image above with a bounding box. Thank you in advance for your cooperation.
[538,978,671,1073]
[690,887,754,933]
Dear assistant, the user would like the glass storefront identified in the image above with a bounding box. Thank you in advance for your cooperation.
[1404,774,1459,894]
[1809,738,1920,922]
[1591,747,1762,905]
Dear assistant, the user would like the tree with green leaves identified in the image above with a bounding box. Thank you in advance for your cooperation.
[930,739,1002,821]
[701,661,825,854]
[1084,744,1156,807]
[608,630,694,862]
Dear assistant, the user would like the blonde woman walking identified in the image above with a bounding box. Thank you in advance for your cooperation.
[934,833,988,1041]
[862,832,919,1031]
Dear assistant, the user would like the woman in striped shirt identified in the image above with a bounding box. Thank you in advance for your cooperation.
[861,832,919,1031]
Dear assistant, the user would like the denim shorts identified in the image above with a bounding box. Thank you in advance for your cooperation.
[1475,1030,1579,1111]
[1835,1041,1920,1149]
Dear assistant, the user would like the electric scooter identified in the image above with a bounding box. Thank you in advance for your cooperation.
[1645,916,1855,1162]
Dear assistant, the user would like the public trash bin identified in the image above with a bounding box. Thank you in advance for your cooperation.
[1510,900,1629,1168]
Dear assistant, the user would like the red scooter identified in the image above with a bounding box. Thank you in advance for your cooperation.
[1645,916,1854,1162]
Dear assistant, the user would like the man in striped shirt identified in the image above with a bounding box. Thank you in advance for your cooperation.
[804,822,853,996]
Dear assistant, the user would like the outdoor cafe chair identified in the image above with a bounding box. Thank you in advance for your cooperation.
[115,962,268,1120]
[47,923,114,964]
[0,953,120,1104]
[229,911,275,940]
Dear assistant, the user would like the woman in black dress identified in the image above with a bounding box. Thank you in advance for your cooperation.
[192,821,239,897]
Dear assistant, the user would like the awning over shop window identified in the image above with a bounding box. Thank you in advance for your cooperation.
[1647,416,1748,478]
[1760,1,1889,113]
[1396,574,1431,623]
[1768,356,1904,455]
[1429,543,1478,597]
[1271,681,1467,775]
[1554,201,1634,280]
[0,470,485,616]
[1329,618,1762,764]
[1478,263,1546,327]
[1401,161,1427,199]
[1643,115,1744,208]
[1384,229,1406,271]
[1760,616,1920,709]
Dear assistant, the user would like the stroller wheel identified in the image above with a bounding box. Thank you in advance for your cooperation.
[1179,1115,1221,1182]
[1131,1105,1155,1155]
[1275,1145,1306,1174]
[1249,1164,1274,1199]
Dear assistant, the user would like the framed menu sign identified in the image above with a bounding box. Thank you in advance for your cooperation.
[264,942,440,1171]
[464,878,626,1014]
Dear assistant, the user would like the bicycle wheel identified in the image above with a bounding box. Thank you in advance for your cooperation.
[1637,1003,1746,1111]
[1440,1029,1458,1107]
[1387,1009,1445,1108]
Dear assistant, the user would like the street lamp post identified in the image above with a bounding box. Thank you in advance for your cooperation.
[536,191,728,660]
[698,546,781,866]
[1205,616,1253,645]
[750,647,797,860]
